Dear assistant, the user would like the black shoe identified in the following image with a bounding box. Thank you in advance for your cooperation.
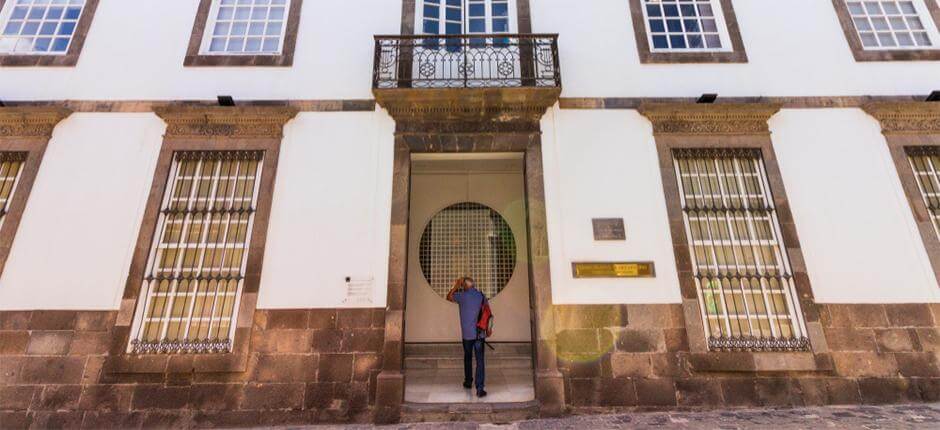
[477,389,487,397]
[463,381,473,389]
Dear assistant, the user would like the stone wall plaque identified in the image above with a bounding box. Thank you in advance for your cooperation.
[572,262,655,278]
[592,218,626,241]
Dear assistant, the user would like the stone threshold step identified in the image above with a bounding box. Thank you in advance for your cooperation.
[405,342,532,356]
[400,400,540,423]
[404,357,532,369]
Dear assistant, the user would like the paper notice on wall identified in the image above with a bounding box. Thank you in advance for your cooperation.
[343,278,374,306]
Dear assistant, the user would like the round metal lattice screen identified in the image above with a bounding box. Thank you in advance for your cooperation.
[419,202,517,299]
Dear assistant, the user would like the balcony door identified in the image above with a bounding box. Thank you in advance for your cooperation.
[412,0,521,88]
[416,0,517,36]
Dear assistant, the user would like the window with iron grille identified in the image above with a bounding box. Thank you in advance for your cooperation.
[201,0,291,55]
[0,0,87,55]
[642,0,730,51]
[418,202,517,300]
[0,152,26,229]
[843,0,938,49]
[128,151,264,354]
[673,148,809,351]
[907,147,940,238]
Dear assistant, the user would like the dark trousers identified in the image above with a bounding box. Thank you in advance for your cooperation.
[462,339,485,390]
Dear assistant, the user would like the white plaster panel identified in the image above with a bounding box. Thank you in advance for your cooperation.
[0,0,401,100]
[541,108,682,304]
[532,0,940,97]
[256,111,394,309]
[770,108,940,303]
[0,114,165,310]
[0,1,938,100]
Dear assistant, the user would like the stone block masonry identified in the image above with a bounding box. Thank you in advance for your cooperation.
[554,303,940,410]
[3,304,940,426]
[0,308,385,428]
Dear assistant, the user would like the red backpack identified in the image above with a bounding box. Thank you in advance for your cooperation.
[476,301,494,337]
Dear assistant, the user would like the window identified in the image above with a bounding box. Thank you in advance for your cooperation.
[907,147,940,238]
[672,148,809,351]
[184,0,302,66]
[129,151,264,354]
[844,0,936,49]
[833,0,940,60]
[0,0,86,55]
[201,0,291,55]
[642,0,729,51]
[418,202,517,299]
[417,0,516,36]
[628,0,746,63]
[0,152,25,229]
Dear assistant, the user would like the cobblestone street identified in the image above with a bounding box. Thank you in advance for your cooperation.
[306,403,940,429]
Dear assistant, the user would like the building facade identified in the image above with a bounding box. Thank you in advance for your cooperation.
[1,0,940,427]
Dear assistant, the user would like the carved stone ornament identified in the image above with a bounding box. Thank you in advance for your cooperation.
[863,102,940,134]
[374,87,561,130]
[638,102,782,135]
[0,107,72,138]
[154,106,299,139]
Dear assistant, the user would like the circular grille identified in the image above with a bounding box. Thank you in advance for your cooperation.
[419,202,517,299]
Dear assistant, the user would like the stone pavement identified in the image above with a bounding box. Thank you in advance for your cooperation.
[302,403,940,429]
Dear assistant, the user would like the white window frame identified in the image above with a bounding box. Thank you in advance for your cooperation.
[0,0,87,56]
[641,0,733,53]
[198,0,292,56]
[415,0,518,35]
[844,0,940,51]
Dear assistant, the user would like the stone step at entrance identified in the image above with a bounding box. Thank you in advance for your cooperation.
[400,400,540,423]
[404,342,533,369]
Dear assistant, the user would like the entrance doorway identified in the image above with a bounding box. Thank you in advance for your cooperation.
[403,153,535,403]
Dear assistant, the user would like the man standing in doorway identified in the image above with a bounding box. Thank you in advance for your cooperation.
[447,277,488,397]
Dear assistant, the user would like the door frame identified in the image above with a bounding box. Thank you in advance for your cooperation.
[373,131,565,423]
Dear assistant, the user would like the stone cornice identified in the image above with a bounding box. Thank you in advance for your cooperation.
[0,107,72,139]
[637,102,782,135]
[373,87,561,128]
[154,106,299,139]
[863,102,940,134]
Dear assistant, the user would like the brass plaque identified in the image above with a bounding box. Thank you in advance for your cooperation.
[592,218,626,241]
[572,262,655,278]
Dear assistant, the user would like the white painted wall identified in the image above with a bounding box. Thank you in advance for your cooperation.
[533,0,940,97]
[0,0,401,101]
[540,108,682,304]
[256,111,395,309]
[770,109,940,303]
[0,111,396,311]
[1,1,938,100]
[0,114,165,310]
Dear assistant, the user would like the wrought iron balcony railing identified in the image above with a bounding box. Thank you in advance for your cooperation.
[373,34,560,90]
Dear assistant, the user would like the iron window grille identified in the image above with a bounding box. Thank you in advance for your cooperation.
[907,146,940,238]
[418,202,517,299]
[0,0,87,55]
[641,0,731,51]
[0,152,26,229]
[673,148,809,351]
[128,150,264,354]
[843,0,937,49]
[200,0,291,55]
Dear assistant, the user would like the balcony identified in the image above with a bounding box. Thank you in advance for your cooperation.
[371,34,562,126]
